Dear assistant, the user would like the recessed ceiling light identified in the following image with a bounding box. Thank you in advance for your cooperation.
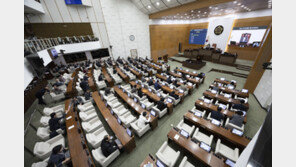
[147,5,151,9]
[191,10,194,12]
[156,2,160,6]
[204,12,207,14]
[233,1,237,4]
[209,6,212,9]
[241,5,244,7]
[198,11,201,13]
[237,3,241,5]
[167,0,171,2]
[215,7,218,10]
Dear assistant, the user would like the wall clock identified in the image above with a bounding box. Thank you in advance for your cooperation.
[129,35,135,41]
[214,25,224,35]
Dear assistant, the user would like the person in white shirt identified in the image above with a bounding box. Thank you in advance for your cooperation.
[137,112,151,129]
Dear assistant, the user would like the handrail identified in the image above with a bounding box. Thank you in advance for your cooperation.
[24,35,99,53]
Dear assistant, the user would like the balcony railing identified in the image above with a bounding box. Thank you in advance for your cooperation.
[24,35,99,53]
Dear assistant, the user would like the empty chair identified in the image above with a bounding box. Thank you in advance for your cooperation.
[190,107,206,118]
[78,101,94,112]
[130,119,150,137]
[81,117,103,133]
[179,156,194,167]
[103,93,117,102]
[152,106,167,118]
[156,141,180,167]
[79,108,98,122]
[40,116,50,127]
[122,84,132,91]
[36,126,50,141]
[43,105,64,116]
[33,134,65,160]
[225,117,245,132]
[119,112,137,128]
[97,81,107,90]
[112,105,129,116]
[43,92,65,104]
[86,127,108,148]
[176,120,195,136]
[92,147,120,167]
[31,157,49,167]
[215,139,239,162]
[192,128,214,146]
[107,99,122,108]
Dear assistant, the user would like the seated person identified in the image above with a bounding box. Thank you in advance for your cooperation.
[147,79,154,86]
[96,61,102,68]
[52,85,63,95]
[211,86,219,92]
[98,74,103,81]
[49,113,65,133]
[166,76,172,84]
[101,135,118,157]
[229,114,244,127]
[84,89,91,101]
[113,68,117,74]
[173,80,179,87]
[157,98,166,111]
[141,76,146,82]
[154,81,161,90]
[104,88,111,96]
[137,112,151,129]
[210,107,224,122]
[169,91,179,100]
[73,96,83,107]
[137,88,144,98]
[197,72,204,79]
[53,79,64,87]
[48,145,71,167]
[83,75,89,81]
[80,78,89,92]
[226,81,235,89]
[131,85,137,93]
[232,100,248,111]
[182,73,187,79]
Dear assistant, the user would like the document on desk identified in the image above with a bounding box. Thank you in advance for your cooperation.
[66,116,72,120]
[174,134,180,140]
[68,125,75,130]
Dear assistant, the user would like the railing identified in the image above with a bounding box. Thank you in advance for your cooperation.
[24,35,99,53]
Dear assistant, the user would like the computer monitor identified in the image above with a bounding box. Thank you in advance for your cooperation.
[195,77,200,80]
[194,111,202,117]
[225,159,235,167]
[110,109,114,115]
[167,98,173,103]
[118,85,121,89]
[117,118,121,125]
[200,142,211,152]
[241,89,248,93]
[204,99,211,104]
[123,89,126,93]
[162,82,165,86]
[193,71,197,74]
[180,67,183,70]
[180,129,189,138]
[157,93,161,97]
[232,128,243,136]
[180,80,184,83]
[220,77,225,80]
[133,97,138,103]
[228,85,234,90]
[211,119,221,126]
[156,160,167,167]
[186,75,190,78]
[188,82,193,86]
[148,88,152,92]
[186,69,189,72]
[126,128,132,137]
[141,104,146,109]
[179,89,184,93]
[219,104,227,110]
[150,110,156,117]
[128,93,131,97]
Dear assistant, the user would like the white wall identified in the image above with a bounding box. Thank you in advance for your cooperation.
[149,9,272,51]
[24,58,35,90]
[254,68,272,109]
[100,0,151,59]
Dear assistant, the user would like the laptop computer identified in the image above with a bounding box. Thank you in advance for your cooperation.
[225,159,235,167]
[156,159,167,167]
[211,119,221,126]
[180,129,189,138]
[232,128,243,136]
[126,128,132,137]
[200,142,211,152]
[133,97,138,103]
[150,110,156,117]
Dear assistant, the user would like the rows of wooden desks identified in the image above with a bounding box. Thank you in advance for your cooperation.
[184,112,250,149]
[155,73,194,94]
[113,86,159,129]
[168,71,202,86]
[167,128,228,167]
[175,69,206,84]
[130,81,174,114]
[115,66,129,83]
[87,68,96,92]
[203,91,249,109]
[92,91,136,153]
[195,99,247,123]
[145,61,162,73]
[101,66,114,87]
[209,84,249,98]
[64,99,95,167]
[65,69,79,97]
[153,61,170,71]
[214,78,237,88]
[129,67,142,79]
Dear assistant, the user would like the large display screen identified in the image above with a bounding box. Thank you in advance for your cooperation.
[229,26,268,46]
[189,29,208,45]
[65,0,82,5]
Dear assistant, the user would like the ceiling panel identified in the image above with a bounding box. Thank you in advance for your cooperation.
[178,0,196,5]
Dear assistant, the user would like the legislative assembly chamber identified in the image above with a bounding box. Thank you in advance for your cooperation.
[23,0,272,167]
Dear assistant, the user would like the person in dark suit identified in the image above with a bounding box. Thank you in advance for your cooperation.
[104,88,111,96]
[113,68,117,74]
[232,100,247,111]
[157,98,166,111]
[147,79,154,86]
[173,80,179,87]
[169,91,179,100]
[229,114,244,127]
[80,78,89,93]
[210,107,224,122]
[138,88,144,98]
[49,113,65,132]
[182,72,187,80]
[101,135,118,157]
[84,89,91,101]
[212,86,219,92]
[98,74,103,81]
[73,96,83,107]
[166,76,172,84]
[48,145,71,167]
[83,75,89,81]
[154,81,161,90]
[52,85,63,95]
[35,87,50,105]
[131,85,137,93]
[197,72,204,79]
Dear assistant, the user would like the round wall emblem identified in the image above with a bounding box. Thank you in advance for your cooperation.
[214,25,224,35]
[129,35,135,41]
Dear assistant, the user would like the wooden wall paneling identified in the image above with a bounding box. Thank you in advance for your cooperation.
[149,23,208,61]
[28,23,94,38]
[244,25,272,93]
[232,16,272,28]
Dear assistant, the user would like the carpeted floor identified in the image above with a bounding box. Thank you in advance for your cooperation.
[24,57,267,167]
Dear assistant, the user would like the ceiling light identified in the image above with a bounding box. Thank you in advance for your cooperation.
[209,6,212,9]
[167,0,171,2]
[215,7,218,10]
[147,5,151,9]
[185,13,187,15]
[233,1,237,4]
[191,10,194,12]
[237,3,241,5]
[241,5,244,7]
[156,2,160,6]
[198,11,201,13]
[204,12,207,14]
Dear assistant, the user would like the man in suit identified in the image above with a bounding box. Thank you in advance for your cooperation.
[35,86,50,105]
[84,89,91,101]
[232,100,247,111]
[48,145,71,167]
[169,91,179,100]
[154,81,161,90]
[98,74,103,81]
[197,72,204,79]
[49,113,65,133]
[138,88,144,98]
[147,78,154,86]
[52,85,63,95]
[80,78,89,93]
[229,114,244,127]
[101,135,118,157]
[166,76,172,84]
[131,85,137,93]
[157,98,166,111]
[210,107,224,122]
[173,80,179,87]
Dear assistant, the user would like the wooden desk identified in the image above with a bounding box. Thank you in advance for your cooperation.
[145,61,162,73]
[203,91,249,110]
[129,67,142,79]
[140,155,157,167]
[64,99,95,167]
[155,74,194,95]
[214,79,237,88]
[92,91,136,153]
[66,70,78,98]
[116,66,129,83]
[168,71,201,86]
[154,61,170,71]
[130,81,173,114]
[195,99,247,123]
[113,86,158,130]
[167,128,227,167]
[210,84,249,98]
[184,112,250,149]
[102,66,114,87]
[176,69,205,84]
[87,68,96,92]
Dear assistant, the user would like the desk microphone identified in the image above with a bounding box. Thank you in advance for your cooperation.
[149,154,155,161]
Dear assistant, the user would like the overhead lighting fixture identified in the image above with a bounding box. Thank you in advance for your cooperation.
[147,5,151,9]
[209,6,212,9]
[167,0,171,2]
[233,1,237,4]
[185,13,187,15]
[198,11,201,13]
[191,10,194,12]
[156,2,160,6]
[241,5,245,7]
[204,12,207,14]
[237,3,241,5]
